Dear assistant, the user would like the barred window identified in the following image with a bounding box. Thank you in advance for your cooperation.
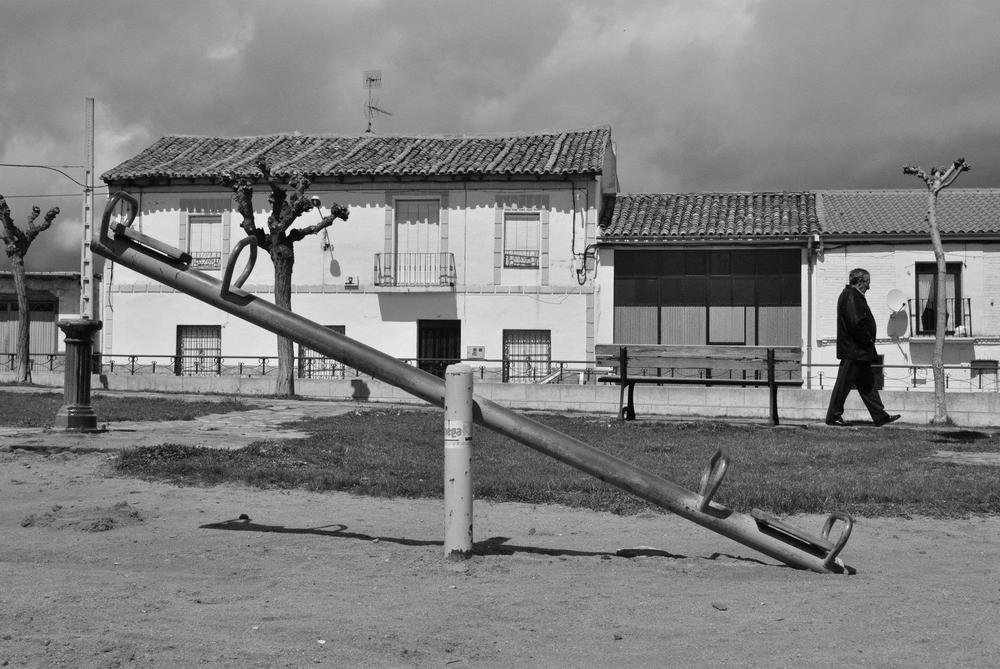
[175,325,221,376]
[502,329,551,383]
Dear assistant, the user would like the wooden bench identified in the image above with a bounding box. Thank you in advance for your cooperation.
[595,344,803,425]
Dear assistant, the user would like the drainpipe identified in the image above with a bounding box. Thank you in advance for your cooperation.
[806,233,819,389]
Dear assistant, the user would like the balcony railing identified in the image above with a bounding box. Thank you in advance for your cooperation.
[189,251,222,270]
[909,297,973,336]
[374,252,456,287]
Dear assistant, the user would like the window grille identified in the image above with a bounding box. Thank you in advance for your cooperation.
[502,329,551,383]
[175,325,221,376]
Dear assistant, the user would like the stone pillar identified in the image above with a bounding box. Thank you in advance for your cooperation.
[54,318,103,431]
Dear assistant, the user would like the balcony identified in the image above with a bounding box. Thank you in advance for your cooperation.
[908,297,973,336]
[189,251,222,270]
[374,252,456,288]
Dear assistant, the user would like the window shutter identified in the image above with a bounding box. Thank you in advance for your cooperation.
[540,206,550,286]
[222,210,231,258]
[493,200,503,284]
[439,193,449,253]
[383,192,394,255]
[178,211,188,251]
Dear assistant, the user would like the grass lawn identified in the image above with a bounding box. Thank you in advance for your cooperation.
[108,405,1000,519]
[0,388,250,427]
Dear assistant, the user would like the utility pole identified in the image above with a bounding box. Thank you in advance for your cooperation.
[902,157,970,425]
[81,97,95,319]
[55,98,102,431]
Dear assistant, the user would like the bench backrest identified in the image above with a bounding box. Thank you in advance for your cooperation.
[595,344,802,378]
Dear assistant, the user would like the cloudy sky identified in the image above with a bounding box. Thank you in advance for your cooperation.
[2,0,998,270]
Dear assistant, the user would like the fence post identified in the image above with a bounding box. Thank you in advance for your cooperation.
[444,363,473,561]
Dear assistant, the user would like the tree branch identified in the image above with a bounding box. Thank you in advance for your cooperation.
[223,173,267,248]
[259,161,288,235]
[286,203,349,243]
[25,207,59,244]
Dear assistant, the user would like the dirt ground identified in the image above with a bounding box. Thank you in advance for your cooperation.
[2,433,1000,668]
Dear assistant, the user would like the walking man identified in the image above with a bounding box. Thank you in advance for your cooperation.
[825,268,901,427]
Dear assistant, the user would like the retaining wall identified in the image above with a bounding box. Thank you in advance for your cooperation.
[6,370,998,428]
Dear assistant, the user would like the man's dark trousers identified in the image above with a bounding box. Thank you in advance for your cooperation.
[825,358,890,423]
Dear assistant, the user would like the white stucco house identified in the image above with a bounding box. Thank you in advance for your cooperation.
[100,127,618,380]
[594,189,1000,390]
[0,271,98,357]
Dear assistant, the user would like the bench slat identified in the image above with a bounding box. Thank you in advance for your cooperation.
[605,357,800,373]
[595,344,801,363]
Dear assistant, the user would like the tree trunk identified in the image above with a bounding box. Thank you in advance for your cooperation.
[10,257,32,383]
[927,190,949,424]
[272,247,296,397]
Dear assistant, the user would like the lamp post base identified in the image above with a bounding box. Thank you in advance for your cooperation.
[54,318,103,432]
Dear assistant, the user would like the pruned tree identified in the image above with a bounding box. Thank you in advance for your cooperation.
[0,195,60,383]
[226,162,349,397]
[903,158,970,424]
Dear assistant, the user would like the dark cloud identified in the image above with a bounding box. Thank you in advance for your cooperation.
[2,0,997,271]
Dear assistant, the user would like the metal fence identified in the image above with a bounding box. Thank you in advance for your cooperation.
[3,352,997,391]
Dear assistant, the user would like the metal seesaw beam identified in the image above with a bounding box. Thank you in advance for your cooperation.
[92,192,854,574]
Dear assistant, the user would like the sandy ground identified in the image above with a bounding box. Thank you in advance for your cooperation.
[2,406,1000,668]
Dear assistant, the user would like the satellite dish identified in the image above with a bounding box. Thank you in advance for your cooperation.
[886,289,907,313]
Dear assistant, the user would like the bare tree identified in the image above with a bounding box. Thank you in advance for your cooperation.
[903,158,970,424]
[226,162,349,397]
[0,195,60,383]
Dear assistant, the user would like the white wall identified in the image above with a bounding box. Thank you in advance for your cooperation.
[103,178,599,363]
[810,241,1000,389]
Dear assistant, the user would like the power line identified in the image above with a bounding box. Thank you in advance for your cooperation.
[1,191,109,199]
[0,162,90,188]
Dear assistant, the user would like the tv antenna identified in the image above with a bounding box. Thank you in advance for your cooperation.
[364,69,392,133]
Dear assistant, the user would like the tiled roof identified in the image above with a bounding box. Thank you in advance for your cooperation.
[599,192,819,241]
[102,127,611,183]
[818,189,1000,235]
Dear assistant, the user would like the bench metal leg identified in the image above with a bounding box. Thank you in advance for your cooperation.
[624,382,636,421]
[767,348,779,426]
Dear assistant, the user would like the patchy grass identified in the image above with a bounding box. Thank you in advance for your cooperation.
[0,389,250,427]
[113,407,1000,518]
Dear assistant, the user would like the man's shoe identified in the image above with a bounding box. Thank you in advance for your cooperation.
[875,414,901,427]
[825,418,848,426]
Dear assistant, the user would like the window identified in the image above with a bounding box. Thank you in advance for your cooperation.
[298,326,346,378]
[503,212,540,268]
[914,262,964,335]
[381,199,444,286]
[175,325,221,376]
[188,214,223,269]
[502,329,551,382]
[614,249,801,346]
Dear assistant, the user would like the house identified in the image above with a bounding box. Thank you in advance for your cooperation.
[594,189,1000,391]
[595,192,816,351]
[100,127,618,380]
[0,271,100,368]
[813,189,1000,390]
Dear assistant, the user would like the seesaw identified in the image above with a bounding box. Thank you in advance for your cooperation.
[92,192,854,574]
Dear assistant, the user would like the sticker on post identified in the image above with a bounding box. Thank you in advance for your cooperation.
[444,420,472,442]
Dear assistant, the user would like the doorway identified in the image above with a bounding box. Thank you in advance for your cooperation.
[417,319,460,378]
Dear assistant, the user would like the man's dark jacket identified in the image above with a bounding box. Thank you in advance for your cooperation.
[836,284,878,362]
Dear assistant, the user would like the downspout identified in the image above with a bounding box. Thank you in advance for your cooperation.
[806,232,819,389]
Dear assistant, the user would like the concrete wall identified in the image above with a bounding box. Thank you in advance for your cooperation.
[9,371,999,428]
